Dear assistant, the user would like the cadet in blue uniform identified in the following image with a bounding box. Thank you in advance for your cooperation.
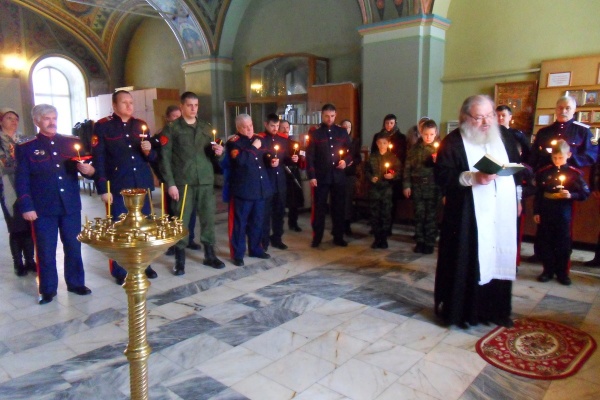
[91,90,158,284]
[16,104,93,304]
[278,120,305,232]
[306,104,352,248]
[534,140,590,285]
[227,114,273,266]
[259,113,297,251]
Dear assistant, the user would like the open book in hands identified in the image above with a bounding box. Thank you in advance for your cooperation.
[473,153,525,176]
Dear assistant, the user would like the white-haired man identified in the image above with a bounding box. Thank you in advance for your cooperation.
[434,95,523,329]
[15,104,94,304]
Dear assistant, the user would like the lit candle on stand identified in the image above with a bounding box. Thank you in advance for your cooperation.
[179,184,188,220]
[107,180,111,217]
[147,188,154,216]
[161,182,164,217]
[74,143,82,162]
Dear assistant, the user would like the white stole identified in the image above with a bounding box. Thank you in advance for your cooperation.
[462,132,517,285]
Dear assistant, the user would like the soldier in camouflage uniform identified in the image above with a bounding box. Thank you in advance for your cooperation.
[366,134,400,249]
[159,91,225,275]
[403,119,441,254]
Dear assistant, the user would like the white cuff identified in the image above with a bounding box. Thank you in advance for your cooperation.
[459,171,474,187]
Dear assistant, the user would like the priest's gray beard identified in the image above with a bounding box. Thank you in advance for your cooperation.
[460,121,501,146]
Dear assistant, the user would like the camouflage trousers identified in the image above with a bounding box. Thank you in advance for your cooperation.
[369,185,393,235]
[413,187,440,246]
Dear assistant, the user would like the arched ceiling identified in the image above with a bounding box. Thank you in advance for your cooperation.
[10,0,446,71]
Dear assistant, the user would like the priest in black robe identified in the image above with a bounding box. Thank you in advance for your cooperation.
[434,95,523,329]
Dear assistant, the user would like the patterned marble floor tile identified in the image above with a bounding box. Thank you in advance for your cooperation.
[199,300,256,324]
[424,343,487,376]
[159,333,233,369]
[272,293,329,314]
[191,285,246,307]
[148,315,220,352]
[397,359,476,400]
[319,358,399,400]
[83,307,125,328]
[302,330,370,366]
[279,311,345,339]
[361,307,410,325]
[293,383,347,400]
[231,372,296,400]
[376,381,438,400]
[61,322,127,354]
[0,368,71,400]
[40,378,129,400]
[460,365,549,400]
[312,298,370,321]
[0,340,77,379]
[45,318,90,340]
[259,349,336,392]
[383,318,449,353]
[197,346,273,387]
[207,387,249,400]
[440,331,481,351]
[336,313,398,343]
[241,327,310,360]
[3,327,57,353]
[163,368,230,400]
[529,294,592,327]
[25,307,87,330]
[223,275,274,293]
[356,339,424,377]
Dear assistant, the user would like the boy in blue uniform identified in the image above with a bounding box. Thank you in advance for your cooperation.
[16,104,94,304]
[366,134,400,249]
[403,119,442,254]
[534,139,590,285]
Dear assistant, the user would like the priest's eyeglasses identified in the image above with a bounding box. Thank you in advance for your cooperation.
[468,113,496,123]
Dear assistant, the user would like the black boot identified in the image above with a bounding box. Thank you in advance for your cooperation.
[203,244,225,269]
[9,233,27,277]
[371,233,381,249]
[344,220,353,236]
[584,239,600,267]
[173,248,185,276]
[379,235,388,249]
[21,232,37,272]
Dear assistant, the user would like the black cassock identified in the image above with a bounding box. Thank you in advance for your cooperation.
[433,127,523,326]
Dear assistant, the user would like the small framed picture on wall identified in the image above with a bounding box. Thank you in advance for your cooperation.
[593,111,600,124]
[578,111,592,123]
[585,91,598,105]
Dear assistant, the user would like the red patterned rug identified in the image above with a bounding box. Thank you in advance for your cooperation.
[476,318,596,380]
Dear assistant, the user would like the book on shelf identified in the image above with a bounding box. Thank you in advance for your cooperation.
[473,153,525,176]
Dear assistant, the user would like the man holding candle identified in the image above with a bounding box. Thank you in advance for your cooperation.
[534,140,590,285]
[159,91,225,274]
[226,114,273,266]
[92,90,158,284]
[15,104,94,304]
[306,104,352,248]
[258,113,297,251]
[278,120,305,232]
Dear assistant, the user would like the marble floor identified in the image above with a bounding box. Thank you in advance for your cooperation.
[1,190,600,399]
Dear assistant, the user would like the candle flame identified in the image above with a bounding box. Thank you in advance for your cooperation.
[559,175,565,182]
[74,144,80,151]
[142,125,147,131]
[274,145,280,151]
[339,150,344,155]
[212,129,216,135]
[551,139,557,146]
[388,144,393,149]
[434,142,439,148]
[294,143,299,149]
[385,162,390,168]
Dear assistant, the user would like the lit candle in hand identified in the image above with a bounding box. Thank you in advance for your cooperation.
[274,144,279,158]
[74,143,82,162]
[212,129,217,143]
[385,162,390,175]
[305,134,309,145]
[293,143,299,155]
[140,125,148,139]
[339,149,344,161]
[558,174,566,189]
[388,144,393,151]
[433,142,439,151]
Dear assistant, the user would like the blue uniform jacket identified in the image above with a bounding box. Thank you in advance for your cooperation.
[15,134,85,215]
[530,119,597,171]
[258,132,290,193]
[91,114,156,194]
[226,133,273,200]
[306,123,352,184]
[534,164,590,215]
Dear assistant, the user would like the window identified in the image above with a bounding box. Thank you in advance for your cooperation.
[32,57,86,135]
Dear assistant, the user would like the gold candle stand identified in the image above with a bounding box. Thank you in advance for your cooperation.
[78,188,187,400]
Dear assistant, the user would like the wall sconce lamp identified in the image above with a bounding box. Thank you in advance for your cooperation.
[250,83,262,94]
[3,55,27,77]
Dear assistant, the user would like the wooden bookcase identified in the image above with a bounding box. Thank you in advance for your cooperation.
[525,55,600,246]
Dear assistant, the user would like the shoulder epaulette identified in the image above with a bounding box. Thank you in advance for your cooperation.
[574,121,590,129]
[228,135,240,142]
[97,116,112,123]
[567,165,584,175]
[60,134,79,140]
[537,164,554,174]
[17,136,37,145]
[256,132,266,138]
